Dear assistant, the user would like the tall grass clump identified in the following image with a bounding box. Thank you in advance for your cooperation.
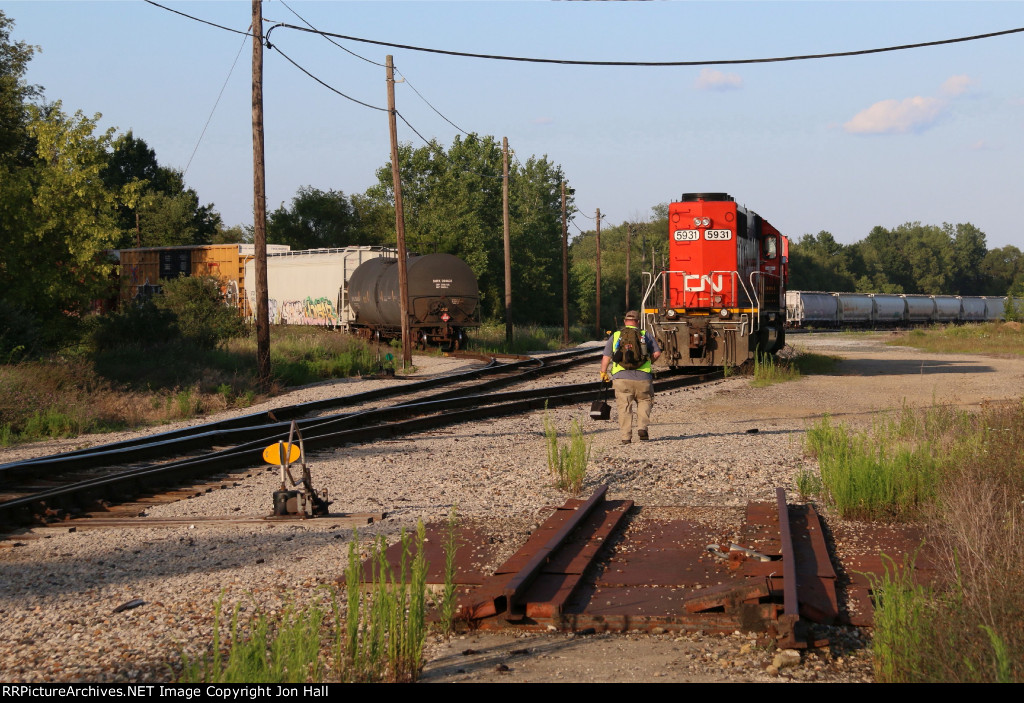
[869,556,937,682]
[341,524,429,683]
[439,504,460,639]
[180,595,326,683]
[751,348,841,387]
[543,409,592,494]
[751,351,799,386]
[807,401,1023,681]
[806,413,943,520]
[270,329,380,386]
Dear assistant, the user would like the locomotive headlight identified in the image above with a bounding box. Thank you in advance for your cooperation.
[692,217,702,227]
[665,308,678,319]
[701,217,711,227]
[719,308,731,319]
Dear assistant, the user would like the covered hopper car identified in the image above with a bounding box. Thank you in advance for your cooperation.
[785,291,1018,327]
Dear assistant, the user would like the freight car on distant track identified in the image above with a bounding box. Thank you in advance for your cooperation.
[243,247,480,349]
[785,290,1018,327]
[643,193,789,367]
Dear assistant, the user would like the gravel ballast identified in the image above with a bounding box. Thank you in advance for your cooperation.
[2,333,1022,683]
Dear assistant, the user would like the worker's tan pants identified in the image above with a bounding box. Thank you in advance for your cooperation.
[612,377,654,442]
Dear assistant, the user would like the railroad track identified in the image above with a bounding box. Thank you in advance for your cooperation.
[375,485,839,647]
[0,351,722,528]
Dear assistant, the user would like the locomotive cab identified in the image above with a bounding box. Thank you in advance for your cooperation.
[645,193,788,367]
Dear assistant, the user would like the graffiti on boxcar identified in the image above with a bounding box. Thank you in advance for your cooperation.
[269,297,339,326]
[303,296,338,324]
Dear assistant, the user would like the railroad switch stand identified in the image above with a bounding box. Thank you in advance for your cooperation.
[264,421,331,517]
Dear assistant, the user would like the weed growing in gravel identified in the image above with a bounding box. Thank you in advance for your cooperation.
[751,349,841,387]
[544,409,592,494]
[868,555,935,683]
[793,470,822,501]
[440,504,460,639]
[180,595,325,683]
[341,524,428,682]
[805,414,941,520]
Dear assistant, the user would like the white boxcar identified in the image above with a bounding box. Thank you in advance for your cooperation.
[870,294,906,325]
[931,295,961,322]
[959,296,987,322]
[836,293,872,324]
[902,295,935,323]
[244,247,392,328]
[786,291,838,326]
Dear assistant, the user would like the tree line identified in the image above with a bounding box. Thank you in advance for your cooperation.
[788,225,1023,297]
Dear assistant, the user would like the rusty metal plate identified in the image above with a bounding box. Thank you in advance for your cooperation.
[594,518,735,588]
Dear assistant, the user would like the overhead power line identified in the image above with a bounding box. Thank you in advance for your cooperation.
[278,0,384,67]
[265,22,1024,67]
[270,44,387,112]
[144,0,250,36]
[184,26,251,176]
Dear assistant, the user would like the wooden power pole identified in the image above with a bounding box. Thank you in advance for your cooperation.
[251,0,270,388]
[595,208,602,336]
[561,182,569,344]
[502,137,512,345]
[625,222,631,310]
[385,55,412,367]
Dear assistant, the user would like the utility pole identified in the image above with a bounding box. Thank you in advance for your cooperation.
[385,55,411,367]
[502,137,512,345]
[561,181,569,345]
[625,222,632,310]
[595,208,602,336]
[251,0,270,388]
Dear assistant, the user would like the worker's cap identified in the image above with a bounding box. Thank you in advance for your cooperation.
[624,310,640,321]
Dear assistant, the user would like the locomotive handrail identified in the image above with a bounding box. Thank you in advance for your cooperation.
[748,271,784,333]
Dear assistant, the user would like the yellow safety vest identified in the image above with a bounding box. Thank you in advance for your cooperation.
[611,327,652,375]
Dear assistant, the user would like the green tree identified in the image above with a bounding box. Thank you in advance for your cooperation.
[102,131,220,247]
[788,231,858,291]
[0,10,37,167]
[980,245,1024,296]
[267,186,370,249]
[360,134,572,322]
[947,222,988,295]
[570,204,668,330]
[0,103,138,330]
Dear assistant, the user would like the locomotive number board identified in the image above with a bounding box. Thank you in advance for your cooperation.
[673,229,733,241]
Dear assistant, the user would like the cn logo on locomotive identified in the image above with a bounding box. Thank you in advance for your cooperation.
[683,274,725,293]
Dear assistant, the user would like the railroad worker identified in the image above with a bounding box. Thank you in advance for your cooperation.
[600,310,661,444]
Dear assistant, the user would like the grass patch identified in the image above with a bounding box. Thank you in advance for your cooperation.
[806,411,949,521]
[543,408,592,494]
[804,401,1024,681]
[181,596,325,684]
[750,348,841,387]
[890,322,1024,356]
[182,524,434,684]
[467,323,594,354]
[0,325,390,446]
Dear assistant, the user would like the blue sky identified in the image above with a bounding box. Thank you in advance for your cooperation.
[5,1,1023,249]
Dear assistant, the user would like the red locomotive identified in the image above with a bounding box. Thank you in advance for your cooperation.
[643,193,788,367]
